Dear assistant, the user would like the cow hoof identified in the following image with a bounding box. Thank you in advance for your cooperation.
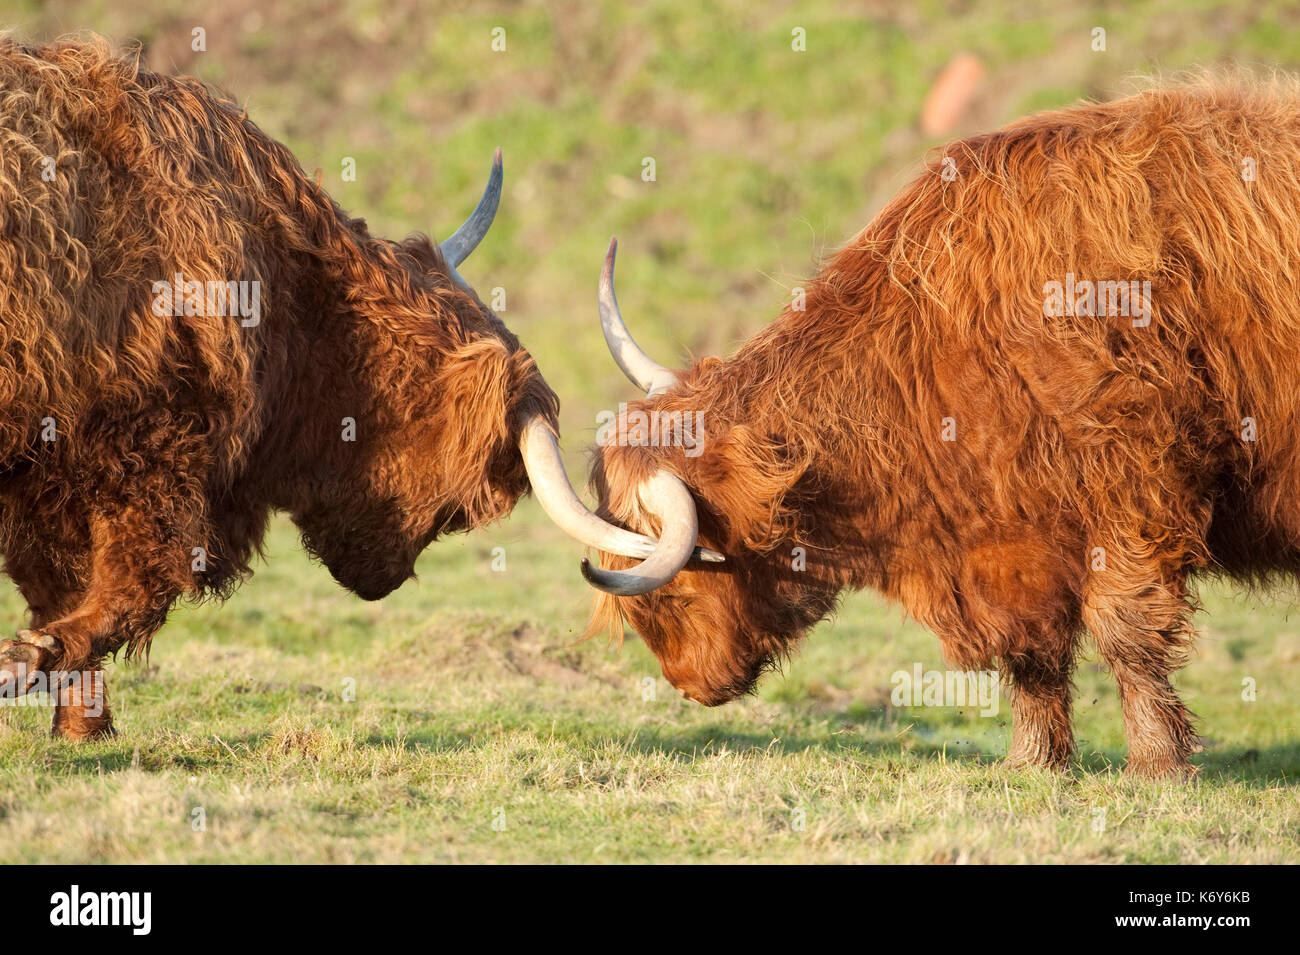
[51,715,117,742]
[1002,755,1070,774]
[1003,744,1073,773]
[51,669,114,742]
[1124,758,1199,780]
[0,629,62,693]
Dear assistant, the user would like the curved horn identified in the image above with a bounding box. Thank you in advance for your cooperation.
[598,238,679,395]
[579,471,702,595]
[440,147,503,269]
[519,415,722,564]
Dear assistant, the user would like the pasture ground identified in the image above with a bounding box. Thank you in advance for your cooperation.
[1,1,1297,863]
[1,508,1296,863]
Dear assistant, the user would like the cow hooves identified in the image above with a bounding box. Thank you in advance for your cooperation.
[0,629,62,693]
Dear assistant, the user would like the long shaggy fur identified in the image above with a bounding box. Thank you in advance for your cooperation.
[591,74,1300,776]
[0,36,557,737]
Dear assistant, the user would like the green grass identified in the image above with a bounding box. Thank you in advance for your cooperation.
[1,0,1298,863]
[1,508,1296,863]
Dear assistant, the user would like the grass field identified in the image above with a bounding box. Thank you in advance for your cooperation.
[1,0,1298,863]
[1,507,1297,863]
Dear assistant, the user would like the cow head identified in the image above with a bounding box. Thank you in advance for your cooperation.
[532,240,842,703]
[295,163,707,604]
[291,152,557,600]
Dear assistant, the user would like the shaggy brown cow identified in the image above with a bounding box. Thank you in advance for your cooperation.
[0,37,663,739]
[542,76,1300,777]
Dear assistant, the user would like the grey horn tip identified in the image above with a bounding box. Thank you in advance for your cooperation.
[438,147,504,271]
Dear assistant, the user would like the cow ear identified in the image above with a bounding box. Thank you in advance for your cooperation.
[687,424,810,553]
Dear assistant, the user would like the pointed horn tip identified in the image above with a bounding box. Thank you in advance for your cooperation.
[492,146,502,167]
[602,238,618,281]
[580,547,724,574]
[580,555,642,594]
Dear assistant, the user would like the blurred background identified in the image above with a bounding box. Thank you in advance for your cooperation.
[14,0,1300,432]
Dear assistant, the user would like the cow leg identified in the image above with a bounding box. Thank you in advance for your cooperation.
[1082,573,1199,778]
[0,534,114,739]
[51,669,113,740]
[1003,644,1076,771]
[0,505,196,741]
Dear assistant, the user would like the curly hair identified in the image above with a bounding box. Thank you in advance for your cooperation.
[590,73,1300,776]
[0,36,556,737]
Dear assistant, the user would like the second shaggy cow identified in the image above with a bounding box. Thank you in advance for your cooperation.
[542,76,1300,777]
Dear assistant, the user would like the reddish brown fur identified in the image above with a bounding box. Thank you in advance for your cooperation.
[0,37,557,738]
[590,75,1300,777]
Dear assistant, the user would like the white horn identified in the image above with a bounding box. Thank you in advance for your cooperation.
[519,415,722,564]
[598,238,679,395]
[579,471,703,595]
